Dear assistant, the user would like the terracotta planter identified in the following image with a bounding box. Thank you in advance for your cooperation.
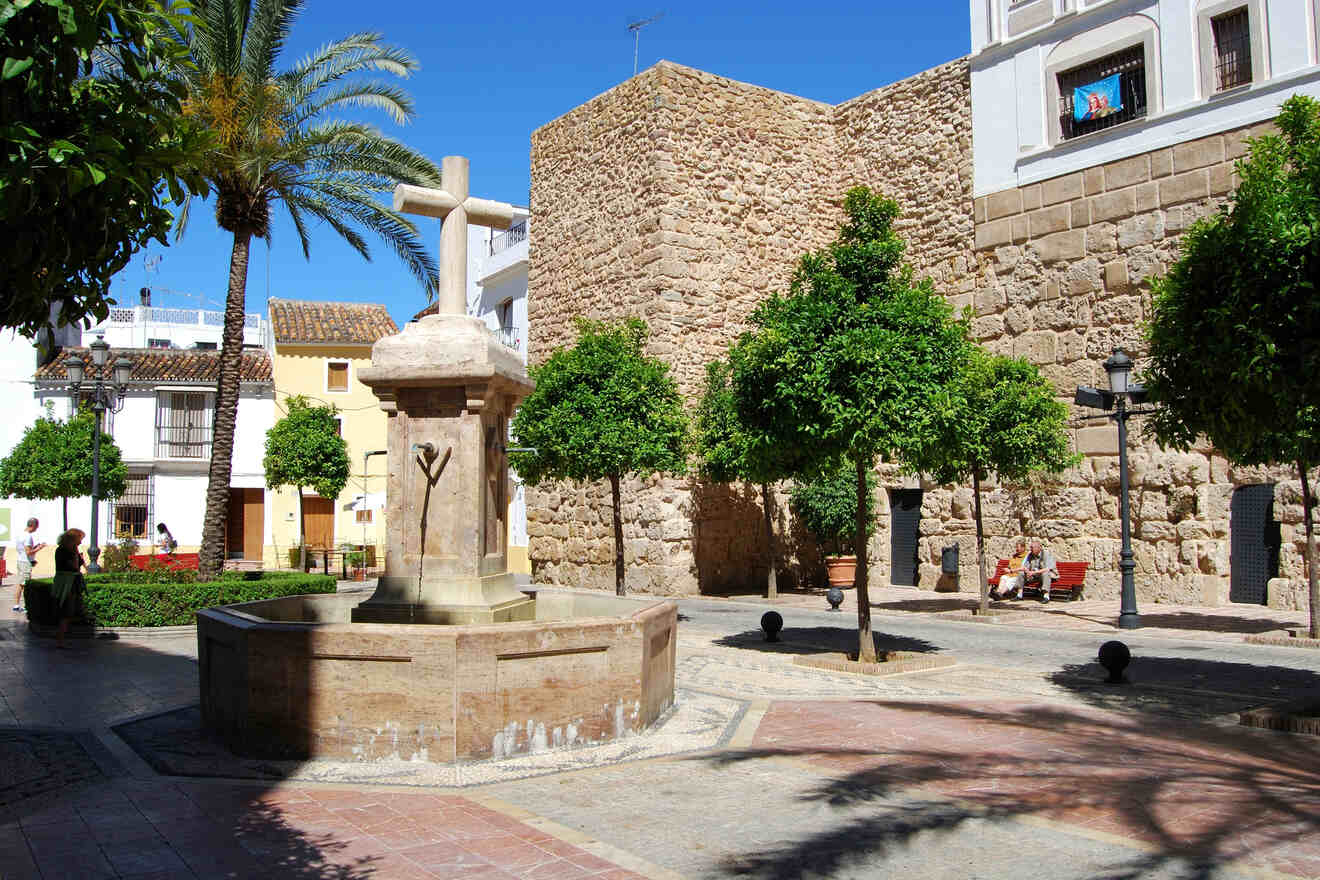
[825,555,858,588]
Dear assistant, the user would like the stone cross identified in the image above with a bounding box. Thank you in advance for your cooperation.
[394,156,516,316]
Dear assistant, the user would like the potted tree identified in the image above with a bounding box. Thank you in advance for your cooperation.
[790,464,876,588]
[345,550,366,581]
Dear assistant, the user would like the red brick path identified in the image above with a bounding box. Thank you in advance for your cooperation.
[754,699,1320,878]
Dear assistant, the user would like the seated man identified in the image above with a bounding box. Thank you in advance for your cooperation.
[991,539,1029,600]
[1021,538,1059,603]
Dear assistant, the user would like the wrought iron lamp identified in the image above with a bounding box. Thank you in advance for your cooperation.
[64,335,132,572]
[1075,347,1154,630]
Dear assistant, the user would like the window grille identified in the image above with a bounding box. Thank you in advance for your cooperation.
[114,472,151,539]
[155,391,212,458]
[1212,8,1251,91]
[355,509,373,524]
[1057,45,1147,141]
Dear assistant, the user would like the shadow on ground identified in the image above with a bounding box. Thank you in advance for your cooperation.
[697,696,1320,880]
[713,626,939,656]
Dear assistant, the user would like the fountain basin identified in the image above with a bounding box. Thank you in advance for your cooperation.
[197,589,677,763]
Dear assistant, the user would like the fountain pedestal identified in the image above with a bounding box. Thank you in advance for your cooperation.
[351,312,534,624]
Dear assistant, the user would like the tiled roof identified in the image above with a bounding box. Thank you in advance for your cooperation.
[269,298,398,345]
[35,347,272,384]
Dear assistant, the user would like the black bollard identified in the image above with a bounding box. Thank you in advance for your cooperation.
[761,611,784,643]
[1098,640,1131,684]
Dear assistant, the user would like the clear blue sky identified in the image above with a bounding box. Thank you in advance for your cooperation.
[116,1,971,329]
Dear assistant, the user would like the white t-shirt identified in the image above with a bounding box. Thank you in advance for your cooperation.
[17,531,37,561]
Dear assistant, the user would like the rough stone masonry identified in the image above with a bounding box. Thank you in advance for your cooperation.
[526,58,1310,611]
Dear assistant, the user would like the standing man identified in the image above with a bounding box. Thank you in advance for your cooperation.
[1022,537,1059,603]
[13,517,45,613]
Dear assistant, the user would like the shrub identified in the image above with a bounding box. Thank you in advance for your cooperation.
[99,538,140,573]
[25,572,336,628]
[790,464,876,557]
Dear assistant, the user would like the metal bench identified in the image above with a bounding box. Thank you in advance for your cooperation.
[988,558,1089,601]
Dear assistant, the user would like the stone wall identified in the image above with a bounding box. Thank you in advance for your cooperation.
[527,59,973,595]
[932,120,1310,607]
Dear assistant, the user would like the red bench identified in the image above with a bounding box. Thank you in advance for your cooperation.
[988,558,1089,601]
[128,553,200,572]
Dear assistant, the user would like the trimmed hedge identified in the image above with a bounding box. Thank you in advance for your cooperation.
[25,572,337,628]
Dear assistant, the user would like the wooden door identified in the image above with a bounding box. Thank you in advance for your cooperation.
[302,496,335,550]
[226,488,265,560]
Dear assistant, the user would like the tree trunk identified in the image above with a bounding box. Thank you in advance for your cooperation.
[761,481,778,600]
[298,488,307,573]
[854,457,876,663]
[1299,461,1318,640]
[61,496,67,531]
[609,474,625,596]
[974,467,988,615]
[199,231,252,579]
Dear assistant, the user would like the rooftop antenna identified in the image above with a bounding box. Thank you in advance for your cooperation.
[627,12,664,76]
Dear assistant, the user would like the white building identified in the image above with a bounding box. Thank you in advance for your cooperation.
[415,209,532,573]
[970,0,1320,197]
[1,304,275,568]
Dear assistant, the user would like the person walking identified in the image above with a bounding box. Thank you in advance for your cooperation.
[155,522,177,556]
[13,517,45,613]
[51,528,86,648]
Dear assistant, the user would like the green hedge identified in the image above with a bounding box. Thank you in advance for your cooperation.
[25,572,337,628]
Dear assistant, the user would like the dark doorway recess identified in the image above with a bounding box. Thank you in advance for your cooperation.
[1230,483,1280,604]
[889,488,922,587]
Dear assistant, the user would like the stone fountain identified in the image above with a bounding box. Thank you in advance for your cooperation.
[196,157,677,763]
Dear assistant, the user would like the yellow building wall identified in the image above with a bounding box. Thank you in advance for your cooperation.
[268,344,389,569]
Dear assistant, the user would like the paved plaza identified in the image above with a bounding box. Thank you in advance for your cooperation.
[0,583,1318,879]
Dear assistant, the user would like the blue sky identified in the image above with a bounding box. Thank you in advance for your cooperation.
[118,1,972,329]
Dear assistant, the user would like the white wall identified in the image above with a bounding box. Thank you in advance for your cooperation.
[971,0,1320,195]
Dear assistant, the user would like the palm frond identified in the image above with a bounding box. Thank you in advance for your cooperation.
[241,0,304,85]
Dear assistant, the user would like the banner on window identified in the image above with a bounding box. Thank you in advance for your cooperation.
[1073,74,1123,122]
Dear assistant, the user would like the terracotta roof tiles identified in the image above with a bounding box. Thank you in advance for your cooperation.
[269,298,398,345]
[35,347,272,384]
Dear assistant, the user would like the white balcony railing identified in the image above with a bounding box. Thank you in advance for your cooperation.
[103,306,262,330]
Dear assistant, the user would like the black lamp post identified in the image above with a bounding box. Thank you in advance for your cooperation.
[1076,347,1155,631]
[64,335,132,573]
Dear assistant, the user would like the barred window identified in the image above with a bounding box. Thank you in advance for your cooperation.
[1212,8,1251,91]
[155,391,213,458]
[1057,46,1147,141]
[355,509,372,523]
[114,472,151,539]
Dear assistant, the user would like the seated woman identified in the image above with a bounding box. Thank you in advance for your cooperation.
[990,539,1029,600]
[51,528,86,648]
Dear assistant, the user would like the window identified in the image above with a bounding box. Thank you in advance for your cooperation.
[155,390,213,458]
[194,341,217,350]
[498,299,513,331]
[1211,9,1251,90]
[114,472,151,539]
[1056,46,1148,141]
[1197,0,1266,97]
[355,509,373,524]
[327,361,349,392]
[148,338,171,349]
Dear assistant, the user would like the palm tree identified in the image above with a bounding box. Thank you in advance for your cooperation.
[174,0,442,577]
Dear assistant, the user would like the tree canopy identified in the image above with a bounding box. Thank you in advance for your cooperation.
[264,395,349,570]
[0,409,128,529]
[729,187,970,660]
[919,349,1078,612]
[511,318,688,595]
[1143,94,1320,636]
[1,0,207,336]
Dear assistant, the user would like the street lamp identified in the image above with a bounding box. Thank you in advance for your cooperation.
[1075,347,1154,631]
[64,335,132,573]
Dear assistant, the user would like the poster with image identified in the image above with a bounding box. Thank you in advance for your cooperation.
[1073,74,1123,122]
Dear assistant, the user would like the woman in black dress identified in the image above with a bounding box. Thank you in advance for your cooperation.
[52,529,85,648]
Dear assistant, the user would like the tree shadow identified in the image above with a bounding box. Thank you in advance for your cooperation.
[690,478,807,594]
[1048,655,1320,719]
[712,626,940,656]
[697,697,1320,880]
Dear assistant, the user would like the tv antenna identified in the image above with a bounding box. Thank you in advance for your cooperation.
[627,13,664,76]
